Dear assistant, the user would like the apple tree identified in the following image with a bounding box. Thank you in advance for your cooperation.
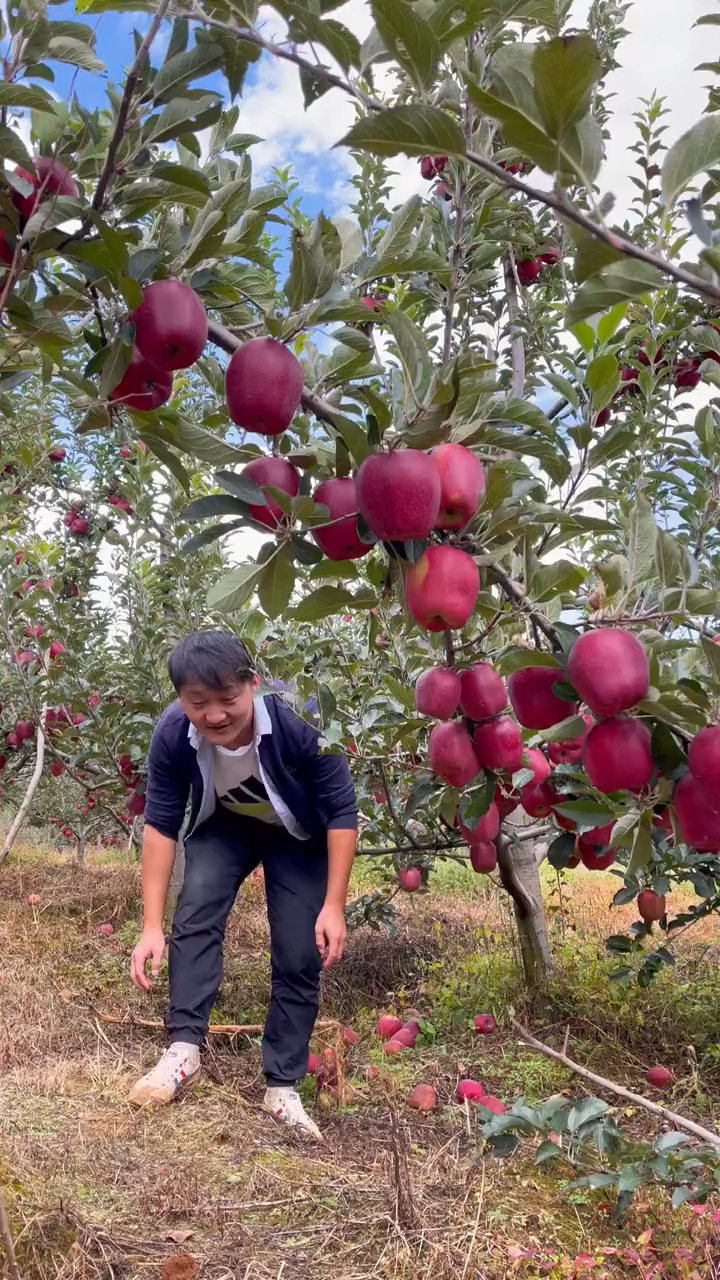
[2,0,720,996]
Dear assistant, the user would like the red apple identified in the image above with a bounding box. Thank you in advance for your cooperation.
[109,348,173,412]
[12,155,80,221]
[688,726,720,793]
[675,771,720,851]
[524,747,552,786]
[675,358,702,390]
[567,629,649,718]
[646,1065,673,1088]
[582,822,614,846]
[458,800,500,845]
[474,1014,496,1034]
[480,1095,506,1114]
[399,866,423,892]
[420,155,437,180]
[407,1084,437,1111]
[242,455,300,528]
[393,1026,417,1047]
[495,785,520,818]
[307,1052,322,1075]
[457,1079,485,1103]
[406,546,480,632]
[48,447,66,463]
[415,666,461,719]
[619,365,640,393]
[356,450,441,541]
[50,760,64,776]
[637,890,666,922]
[516,257,543,285]
[98,922,114,937]
[522,779,559,818]
[431,443,485,531]
[538,242,561,265]
[458,663,507,722]
[0,231,13,265]
[473,717,524,773]
[15,720,35,741]
[311,475,370,560]
[127,791,146,816]
[428,721,479,787]
[595,406,612,427]
[469,841,497,873]
[226,337,303,435]
[130,280,208,371]
[578,841,615,871]
[49,641,64,659]
[508,666,576,729]
[376,1015,403,1040]
[582,718,654,794]
[343,1027,361,1046]
[383,1039,405,1056]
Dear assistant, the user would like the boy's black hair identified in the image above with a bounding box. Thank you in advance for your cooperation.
[167,629,256,693]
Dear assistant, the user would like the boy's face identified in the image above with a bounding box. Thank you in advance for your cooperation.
[179,674,261,749]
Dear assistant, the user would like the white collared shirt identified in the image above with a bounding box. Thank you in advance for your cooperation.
[186,695,309,840]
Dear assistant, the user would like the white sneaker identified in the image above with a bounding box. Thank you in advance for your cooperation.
[128,1042,201,1107]
[263,1087,324,1141]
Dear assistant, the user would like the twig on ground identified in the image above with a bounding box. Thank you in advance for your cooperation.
[0,1190,23,1280]
[89,1008,340,1036]
[512,1019,720,1149]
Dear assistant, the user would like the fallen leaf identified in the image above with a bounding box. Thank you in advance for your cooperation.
[163,1230,194,1244]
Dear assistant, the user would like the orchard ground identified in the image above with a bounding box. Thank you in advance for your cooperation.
[2,838,720,1279]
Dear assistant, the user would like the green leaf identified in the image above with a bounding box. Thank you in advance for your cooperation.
[207,561,265,612]
[285,227,319,309]
[627,822,652,877]
[539,714,586,743]
[371,0,440,90]
[663,113,720,206]
[258,547,295,620]
[0,82,55,110]
[153,41,224,102]
[586,352,619,404]
[532,559,586,602]
[374,194,421,266]
[146,93,223,145]
[489,0,559,23]
[566,260,665,326]
[496,648,562,674]
[98,336,132,399]
[553,801,616,832]
[214,469,266,505]
[700,635,720,684]
[182,493,251,522]
[0,124,33,170]
[47,35,106,70]
[655,529,688,588]
[337,105,466,160]
[384,307,433,402]
[152,162,211,194]
[547,831,577,869]
[617,1167,646,1194]
[566,1097,609,1130]
[282,6,361,71]
[293,585,355,621]
[22,195,86,241]
[532,34,602,138]
[627,494,657,591]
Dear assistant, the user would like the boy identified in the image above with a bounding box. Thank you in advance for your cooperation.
[128,629,357,1140]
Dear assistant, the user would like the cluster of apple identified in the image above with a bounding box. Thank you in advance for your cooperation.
[595,336,718,431]
[244,442,487,629]
[416,626,720,876]
[418,153,452,201]
[515,243,562,286]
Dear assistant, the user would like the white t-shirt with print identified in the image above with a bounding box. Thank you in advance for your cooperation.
[213,738,284,825]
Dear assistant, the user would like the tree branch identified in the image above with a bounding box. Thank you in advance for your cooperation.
[90,0,172,218]
[504,250,525,400]
[512,1019,720,1151]
[0,1190,22,1280]
[186,5,720,309]
[495,834,536,918]
[488,561,562,651]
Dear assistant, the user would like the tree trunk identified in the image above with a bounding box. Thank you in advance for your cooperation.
[77,832,85,870]
[496,834,552,988]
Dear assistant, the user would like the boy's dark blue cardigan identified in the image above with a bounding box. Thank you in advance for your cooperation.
[145,694,357,842]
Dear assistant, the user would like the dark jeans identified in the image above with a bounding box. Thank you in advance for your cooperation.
[165,808,328,1086]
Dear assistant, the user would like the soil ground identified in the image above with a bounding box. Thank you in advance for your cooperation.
[2,843,720,1278]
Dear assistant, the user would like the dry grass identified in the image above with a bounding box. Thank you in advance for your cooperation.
[2,850,720,1278]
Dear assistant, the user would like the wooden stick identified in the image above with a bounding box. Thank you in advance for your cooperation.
[0,1189,22,1280]
[512,1019,720,1150]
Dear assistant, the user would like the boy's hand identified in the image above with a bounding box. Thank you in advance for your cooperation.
[315,902,347,969]
[130,927,167,991]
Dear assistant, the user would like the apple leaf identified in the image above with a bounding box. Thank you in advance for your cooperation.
[663,114,720,206]
[338,106,466,160]
[293,585,356,621]
[547,832,577,869]
[496,648,563,674]
[532,35,602,138]
[153,42,224,102]
[258,548,296,620]
[48,36,106,71]
[539,715,586,743]
[371,0,441,90]
[0,82,56,110]
[566,260,664,326]
[207,561,266,612]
